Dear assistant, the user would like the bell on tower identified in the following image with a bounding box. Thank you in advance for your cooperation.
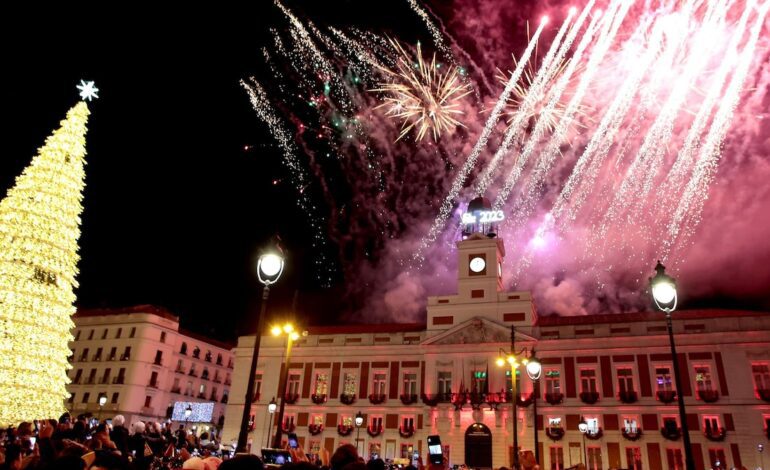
[461,196,504,239]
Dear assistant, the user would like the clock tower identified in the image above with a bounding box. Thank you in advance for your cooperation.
[457,233,504,298]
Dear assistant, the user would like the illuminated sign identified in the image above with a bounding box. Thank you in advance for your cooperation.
[172,401,214,422]
[462,210,505,225]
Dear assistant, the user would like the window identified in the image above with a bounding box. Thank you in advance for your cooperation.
[205,350,212,362]
[185,381,193,396]
[343,373,357,395]
[211,386,218,401]
[111,392,119,404]
[402,416,414,430]
[116,368,126,384]
[144,395,152,408]
[101,329,108,339]
[180,342,188,355]
[108,347,116,361]
[254,373,263,398]
[312,414,323,425]
[75,330,81,341]
[403,372,417,396]
[545,370,561,394]
[199,383,206,394]
[618,368,634,393]
[656,366,673,391]
[580,369,597,393]
[694,365,713,391]
[342,415,354,427]
[216,353,223,365]
[549,446,564,470]
[115,328,122,339]
[472,370,487,393]
[101,368,111,384]
[87,369,96,383]
[192,346,200,358]
[623,417,638,432]
[372,372,387,395]
[121,346,131,360]
[88,330,94,340]
[626,447,643,470]
[82,392,90,403]
[584,417,599,433]
[160,331,166,343]
[753,363,770,390]
[80,348,89,361]
[548,417,562,429]
[287,374,301,396]
[73,369,83,383]
[400,444,415,459]
[94,347,102,361]
[587,447,602,470]
[708,448,726,470]
[172,378,180,391]
[370,416,383,429]
[666,448,683,470]
[662,417,678,433]
[149,371,158,387]
[129,327,136,338]
[437,371,452,396]
[703,416,721,433]
[315,372,329,395]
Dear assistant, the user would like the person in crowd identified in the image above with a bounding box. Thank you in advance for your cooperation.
[108,416,129,458]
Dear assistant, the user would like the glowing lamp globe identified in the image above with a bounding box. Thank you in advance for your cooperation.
[268,398,277,414]
[185,405,193,419]
[526,358,542,380]
[98,395,107,407]
[496,357,506,367]
[578,422,588,433]
[355,412,364,427]
[258,253,284,285]
[652,282,676,305]
[271,326,282,336]
[541,16,549,24]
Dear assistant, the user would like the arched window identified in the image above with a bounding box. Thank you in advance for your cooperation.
[192,346,200,358]
[180,342,188,355]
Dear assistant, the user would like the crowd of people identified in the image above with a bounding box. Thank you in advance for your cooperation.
[0,416,450,470]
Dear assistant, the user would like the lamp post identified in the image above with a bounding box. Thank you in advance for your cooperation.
[758,443,764,470]
[650,261,694,470]
[266,398,277,448]
[272,323,303,448]
[578,417,588,467]
[355,411,364,455]
[97,395,107,422]
[495,325,541,470]
[185,404,193,436]
[237,247,285,453]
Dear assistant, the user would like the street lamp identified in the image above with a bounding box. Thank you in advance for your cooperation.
[496,325,541,470]
[266,398,277,448]
[355,411,364,454]
[237,244,285,454]
[97,395,107,422]
[578,417,588,466]
[650,261,694,470]
[758,443,764,470]
[272,323,303,448]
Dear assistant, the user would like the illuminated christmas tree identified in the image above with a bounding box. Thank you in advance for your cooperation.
[0,81,98,425]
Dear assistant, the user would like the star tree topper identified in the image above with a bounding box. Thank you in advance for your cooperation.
[76,80,99,101]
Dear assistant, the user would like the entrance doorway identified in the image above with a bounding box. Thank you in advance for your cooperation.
[465,423,492,469]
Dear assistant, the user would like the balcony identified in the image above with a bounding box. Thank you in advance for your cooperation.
[420,393,441,407]
[98,377,110,384]
[367,424,383,437]
[340,394,356,405]
[282,421,296,433]
[579,391,600,404]
[92,355,102,362]
[119,355,130,361]
[107,355,116,362]
[148,382,158,389]
[656,390,677,403]
[308,424,324,435]
[618,390,638,404]
[545,427,565,441]
[544,392,564,405]
[311,394,327,405]
[72,377,82,384]
[188,371,198,377]
[704,426,726,442]
[622,427,643,441]
[584,428,603,440]
[112,377,125,385]
[697,389,719,403]
[400,394,418,405]
[201,374,210,381]
[153,359,163,366]
[661,425,681,441]
[337,424,353,436]
[284,393,299,404]
[79,355,89,362]
[399,425,415,438]
[368,393,386,405]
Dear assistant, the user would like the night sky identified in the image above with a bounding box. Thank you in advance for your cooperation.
[4,2,770,341]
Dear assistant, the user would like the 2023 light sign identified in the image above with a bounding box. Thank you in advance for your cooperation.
[462,210,505,225]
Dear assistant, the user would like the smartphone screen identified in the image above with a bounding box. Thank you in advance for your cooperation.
[29,437,36,449]
[412,451,420,466]
[288,432,299,449]
[427,435,442,465]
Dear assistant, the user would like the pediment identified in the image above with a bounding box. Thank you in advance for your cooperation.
[423,317,535,345]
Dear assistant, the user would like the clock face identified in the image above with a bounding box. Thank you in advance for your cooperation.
[469,257,486,273]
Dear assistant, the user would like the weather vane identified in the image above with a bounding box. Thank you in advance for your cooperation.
[76,80,99,101]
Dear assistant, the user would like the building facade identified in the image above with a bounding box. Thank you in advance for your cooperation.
[223,235,770,470]
[68,305,234,431]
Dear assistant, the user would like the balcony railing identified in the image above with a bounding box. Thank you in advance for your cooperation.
[584,428,603,440]
[367,424,383,437]
[282,422,296,433]
[284,393,300,404]
[213,377,222,383]
[618,390,638,404]
[107,355,116,362]
[311,394,328,405]
[92,355,102,362]
[661,425,681,441]
[544,392,564,405]
[148,382,158,389]
[697,389,719,403]
[704,426,726,441]
[188,371,198,377]
[308,424,324,435]
[399,425,415,438]
[340,394,356,405]
[656,390,677,403]
[400,394,418,405]
[120,355,130,361]
[337,424,353,436]
[112,377,125,384]
[579,391,600,404]
[622,427,643,441]
[175,368,185,374]
[153,359,163,366]
[368,393,386,405]
[545,427,565,441]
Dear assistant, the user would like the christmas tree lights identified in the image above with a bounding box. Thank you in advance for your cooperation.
[0,85,94,425]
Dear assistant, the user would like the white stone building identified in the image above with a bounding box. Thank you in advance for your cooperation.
[67,305,234,431]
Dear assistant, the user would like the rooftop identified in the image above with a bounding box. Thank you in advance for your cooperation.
[535,308,766,326]
[75,304,179,322]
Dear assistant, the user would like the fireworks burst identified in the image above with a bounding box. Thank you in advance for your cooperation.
[372,40,472,141]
